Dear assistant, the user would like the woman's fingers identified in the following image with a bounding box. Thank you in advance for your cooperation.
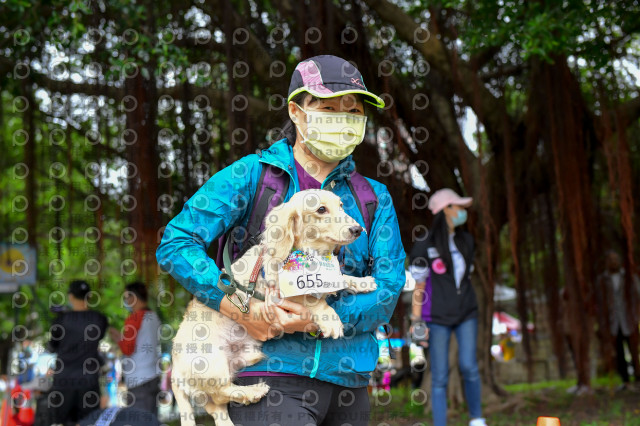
[274,306,315,334]
[267,294,313,323]
[276,297,305,314]
[244,289,315,336]
[236,298,275,341]
[259,303,269,324]
[264,287,282,309]
[262,289,278,321]
[261,303,279,328]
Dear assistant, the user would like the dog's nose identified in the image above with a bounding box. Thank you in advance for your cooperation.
[349,226,363,238]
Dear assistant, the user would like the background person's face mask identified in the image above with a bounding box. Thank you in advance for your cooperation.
[294,103,367,162]
[452,209,468,227]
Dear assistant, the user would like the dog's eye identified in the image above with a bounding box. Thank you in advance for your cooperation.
[317,206,327,214]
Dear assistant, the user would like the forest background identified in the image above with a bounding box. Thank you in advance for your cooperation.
[0,0,639,403]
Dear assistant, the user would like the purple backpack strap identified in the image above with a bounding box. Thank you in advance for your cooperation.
[215,163,289,268]
[215,235,228,268]
[347,171,378,235]
[246,164,290,237]
[346,171,378,276]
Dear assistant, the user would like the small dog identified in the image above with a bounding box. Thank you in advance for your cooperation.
[171,189,377,426]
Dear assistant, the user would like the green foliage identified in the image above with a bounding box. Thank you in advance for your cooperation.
[0,88,191,341]
[434,0,640,65]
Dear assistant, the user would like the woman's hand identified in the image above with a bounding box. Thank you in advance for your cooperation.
[261,288,319,335]
[220,289,318,341]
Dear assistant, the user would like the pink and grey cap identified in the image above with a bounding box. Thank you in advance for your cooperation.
[287,55,385,108]
[428,188,473,215]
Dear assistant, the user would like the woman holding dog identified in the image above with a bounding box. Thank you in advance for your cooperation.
[409,189,487,426]
[157,55,405,425]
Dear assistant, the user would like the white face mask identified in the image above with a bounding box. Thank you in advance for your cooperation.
[293,103,367,162]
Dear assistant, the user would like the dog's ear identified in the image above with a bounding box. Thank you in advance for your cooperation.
[265,201,302,264]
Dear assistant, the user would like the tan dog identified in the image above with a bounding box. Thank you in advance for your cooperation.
[171,189,377,426]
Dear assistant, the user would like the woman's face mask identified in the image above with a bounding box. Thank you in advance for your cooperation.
[293,103,367,163]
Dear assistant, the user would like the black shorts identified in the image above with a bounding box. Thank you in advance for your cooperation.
[126,376,160,415]
[228,375,370,426]
[39,382,101,425]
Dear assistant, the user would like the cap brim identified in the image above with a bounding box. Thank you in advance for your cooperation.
[288,87,385,109]
[452,197,473,207]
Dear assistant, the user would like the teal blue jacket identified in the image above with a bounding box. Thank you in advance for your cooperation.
[156,140,406,387]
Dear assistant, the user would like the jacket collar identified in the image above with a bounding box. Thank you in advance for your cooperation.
[260,139,356,181]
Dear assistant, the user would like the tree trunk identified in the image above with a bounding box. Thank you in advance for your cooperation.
[22,81,37,246]
[502,109,534,382]
[529,56,597,387]
[540,193,567,378]
[125,71,161,283]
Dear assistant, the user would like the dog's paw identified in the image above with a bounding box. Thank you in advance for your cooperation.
[346,276,377,293]
[225,382,270,406]
[360,277,377,292]
[317,319,344,339]
[245,382,270,404]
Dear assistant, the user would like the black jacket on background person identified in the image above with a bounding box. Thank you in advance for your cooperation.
[47,310,108,387]
[409,229,478,326]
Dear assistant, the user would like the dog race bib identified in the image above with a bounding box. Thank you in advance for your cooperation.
[278,250,347,297]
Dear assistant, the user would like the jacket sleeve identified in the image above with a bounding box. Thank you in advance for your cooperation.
[328,184,406,334]
[155,156,259,311]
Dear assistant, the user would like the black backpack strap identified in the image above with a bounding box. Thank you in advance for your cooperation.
[365,201,377,233]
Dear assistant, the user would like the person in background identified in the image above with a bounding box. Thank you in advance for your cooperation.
[409,188,486,426]
[109,282,161,415]
[46,280,108,425]
[595,250,640,391]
